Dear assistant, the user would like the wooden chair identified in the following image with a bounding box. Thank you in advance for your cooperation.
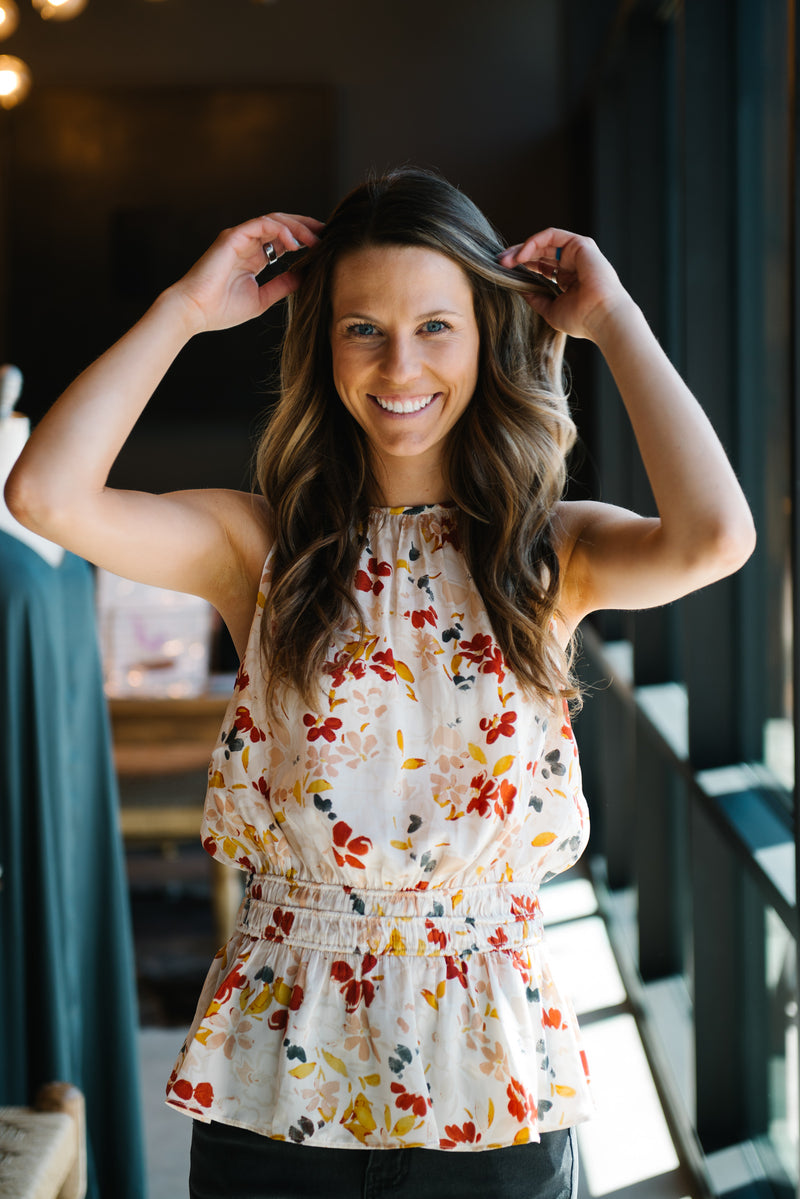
[0,1083,87,1199]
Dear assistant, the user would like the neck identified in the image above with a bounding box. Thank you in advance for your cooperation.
[370,452,451,509]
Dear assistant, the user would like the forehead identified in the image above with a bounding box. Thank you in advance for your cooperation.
[330,244,475,316]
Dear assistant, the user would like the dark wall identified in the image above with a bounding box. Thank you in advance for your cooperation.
[1,0,567,227]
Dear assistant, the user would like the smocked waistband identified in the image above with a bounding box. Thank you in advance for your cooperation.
[236,875,544,958]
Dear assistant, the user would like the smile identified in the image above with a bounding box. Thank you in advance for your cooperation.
[370,394,438,414]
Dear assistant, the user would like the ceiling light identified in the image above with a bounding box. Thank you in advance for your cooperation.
[32,0,88,20]
[0,54,31,109]
[0,1,19,41]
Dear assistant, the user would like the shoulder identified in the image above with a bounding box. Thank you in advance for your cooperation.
[199,487,273,589]
[189,489,273,656]
[550,499,621,632]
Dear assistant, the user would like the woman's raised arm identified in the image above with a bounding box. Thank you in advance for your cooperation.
[4,213,322,621]
[499,229,756,631]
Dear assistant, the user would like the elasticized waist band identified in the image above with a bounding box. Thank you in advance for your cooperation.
[236,875,544,958]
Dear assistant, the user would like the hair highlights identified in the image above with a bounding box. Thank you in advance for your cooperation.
[255,167,578,712]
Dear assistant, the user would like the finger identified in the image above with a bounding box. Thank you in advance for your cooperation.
[500,228,579,268]
[228,215,322,274]
[249,213,324,251]
[521,289,559,327]
[255,268,302,312]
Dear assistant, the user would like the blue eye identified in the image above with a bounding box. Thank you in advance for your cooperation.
[346,322,377,337]
[421,319,451,334]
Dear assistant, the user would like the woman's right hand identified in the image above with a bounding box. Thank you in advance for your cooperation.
[168,212,324,335]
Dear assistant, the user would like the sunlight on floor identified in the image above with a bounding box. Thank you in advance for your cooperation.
[542,878,692,1198]
[577,1014,681,1194]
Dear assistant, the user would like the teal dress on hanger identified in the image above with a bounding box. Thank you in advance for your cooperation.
[0,531,146,1199]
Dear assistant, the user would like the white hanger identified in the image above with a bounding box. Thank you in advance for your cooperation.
[0,364,64,567]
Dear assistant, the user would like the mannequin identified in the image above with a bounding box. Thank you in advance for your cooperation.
[0,365,63,566]
[0,362,147,1196]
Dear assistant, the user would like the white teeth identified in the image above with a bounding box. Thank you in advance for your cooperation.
[373,394,435,414]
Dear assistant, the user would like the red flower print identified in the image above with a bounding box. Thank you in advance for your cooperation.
[507,1077,537,1123]
[234,705,267,743]
[445,956,469,989]
[509,949,532,985]
[167,1077,215,1110]
[494,778,516,820]
[194,1082,214,1108]
[370,648,397,681]
[459,634,506,682]
[332,820,373,869]
[510,893,541,920]
[252,776,270,801]
[467,772,494,818]
[425,920,447,950]
[488,926,509,950]
[266,975,305,1030]
[410,605,437,630]
[326,649,366,688]
[264,906,295,942]
[213,966,249,1005]
[543,1007,563,1029]
[330,953,378,1012]
[355,557,392,595]
[390,1082,429,1119]
[479,711,517,744]
[440,1120,479,1148]
[303,713,343,743]
[233,663,249,692]
[466,772,516,821]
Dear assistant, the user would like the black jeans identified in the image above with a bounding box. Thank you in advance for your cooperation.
[189,1119,579,1199]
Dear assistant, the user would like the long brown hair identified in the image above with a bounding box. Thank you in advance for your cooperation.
[255,167,577,712]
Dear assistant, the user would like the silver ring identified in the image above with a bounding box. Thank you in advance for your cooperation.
[263,242,278,266]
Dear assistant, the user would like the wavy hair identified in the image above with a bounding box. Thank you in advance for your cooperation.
[255,167,578,712]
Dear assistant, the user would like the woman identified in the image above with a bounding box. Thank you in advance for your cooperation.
[5,168,755,1198]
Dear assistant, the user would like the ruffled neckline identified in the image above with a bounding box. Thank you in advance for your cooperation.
[370,501,458,516]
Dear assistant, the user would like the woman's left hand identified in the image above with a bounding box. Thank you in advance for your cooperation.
[499,228,631,343]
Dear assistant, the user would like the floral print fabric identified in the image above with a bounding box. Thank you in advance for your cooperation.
[166,504,593,1150]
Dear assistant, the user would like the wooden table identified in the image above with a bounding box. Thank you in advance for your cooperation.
[109,693,244,943]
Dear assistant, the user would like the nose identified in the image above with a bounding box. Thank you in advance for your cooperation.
[379,335,422,386]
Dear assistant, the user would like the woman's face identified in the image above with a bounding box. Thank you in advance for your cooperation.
[329,244,480,489]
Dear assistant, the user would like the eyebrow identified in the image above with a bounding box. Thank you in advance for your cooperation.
[334,309,464,324]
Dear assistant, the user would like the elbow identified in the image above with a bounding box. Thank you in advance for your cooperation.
[694,512,757,582]
[4,465,59,538]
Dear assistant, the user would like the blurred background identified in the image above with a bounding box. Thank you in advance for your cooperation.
[0,1,797,1197]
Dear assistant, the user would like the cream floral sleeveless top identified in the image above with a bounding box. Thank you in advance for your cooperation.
[166,504,593,1150]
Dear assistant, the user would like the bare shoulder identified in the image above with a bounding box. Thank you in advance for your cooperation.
[184,485,273,597]
[192,487,273,577]
[550,500,598,635]
[173,487,273,657]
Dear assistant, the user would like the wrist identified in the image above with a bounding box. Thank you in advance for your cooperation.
[153,283,209,340]
[585,293,646,352]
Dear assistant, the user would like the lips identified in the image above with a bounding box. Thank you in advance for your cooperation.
[370,393,438,414]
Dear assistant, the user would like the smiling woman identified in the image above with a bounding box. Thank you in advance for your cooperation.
[329,244,480,492]
[3,166,755,1199]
